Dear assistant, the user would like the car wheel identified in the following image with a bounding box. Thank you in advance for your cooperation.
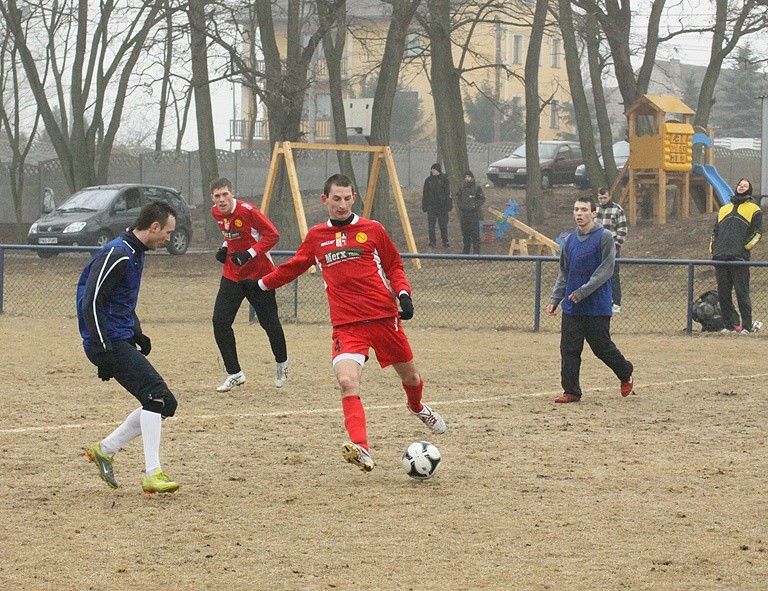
[95,230,112,248]
[541,171,552,190]
[166,228,189,255]
[37,250,59,259]
[491,180,506,188]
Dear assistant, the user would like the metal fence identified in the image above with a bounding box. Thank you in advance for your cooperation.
[2,245,767,335]
[1,142,762,224]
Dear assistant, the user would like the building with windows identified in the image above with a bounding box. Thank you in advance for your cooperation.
[230,1,574,146]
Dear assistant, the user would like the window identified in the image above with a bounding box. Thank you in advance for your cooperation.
[405,32,422,57]
[549,101,560,129]
[512,34,523,65]
[551,38,561,68]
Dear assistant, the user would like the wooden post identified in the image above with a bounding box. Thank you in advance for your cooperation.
[656,168,667,225]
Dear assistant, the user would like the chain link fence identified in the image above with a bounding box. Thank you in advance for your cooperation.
[2,246,767,335]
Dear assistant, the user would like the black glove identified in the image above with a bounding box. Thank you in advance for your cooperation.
[215,246,228,264]
[398,294,414,320]
[96,351,116,381]
[230,251,253,266]
[134,333,152,356]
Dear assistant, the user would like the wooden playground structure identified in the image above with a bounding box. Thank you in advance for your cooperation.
[613,94,721,225]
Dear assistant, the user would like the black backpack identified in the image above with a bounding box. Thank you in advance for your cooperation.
[692,290,725,332]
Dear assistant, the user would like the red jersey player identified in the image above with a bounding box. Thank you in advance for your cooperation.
[255,173,446,473]
[210,178,288,392]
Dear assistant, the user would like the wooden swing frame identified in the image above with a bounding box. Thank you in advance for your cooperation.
[259,141,421,268]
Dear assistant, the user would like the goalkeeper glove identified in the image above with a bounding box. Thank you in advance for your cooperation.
[398,294,414,320]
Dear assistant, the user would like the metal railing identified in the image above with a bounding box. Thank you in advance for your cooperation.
[2,245,767,336]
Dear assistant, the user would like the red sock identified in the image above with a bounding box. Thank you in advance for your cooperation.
[341,395,368,450]
[403,378,424,413]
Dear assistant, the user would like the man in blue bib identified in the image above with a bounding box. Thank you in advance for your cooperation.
[547,197,634,403]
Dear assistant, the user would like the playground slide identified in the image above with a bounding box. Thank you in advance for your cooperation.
[692,163,732,207]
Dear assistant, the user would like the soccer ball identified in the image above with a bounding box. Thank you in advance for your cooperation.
[402,441,441,480]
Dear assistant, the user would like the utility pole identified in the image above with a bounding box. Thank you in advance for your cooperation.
[494,18,502,143]
[760,95,768,199]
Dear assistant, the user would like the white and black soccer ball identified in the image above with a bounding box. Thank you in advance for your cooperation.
[402,441,441,480]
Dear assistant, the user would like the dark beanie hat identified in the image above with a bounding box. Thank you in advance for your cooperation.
[431,163,441,173]
[464,170,474,178]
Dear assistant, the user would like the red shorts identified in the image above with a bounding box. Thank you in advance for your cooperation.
[331,317,414,368]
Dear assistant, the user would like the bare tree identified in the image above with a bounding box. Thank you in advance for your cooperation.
[188,0,219,240]
[0,0,167,192]
[0,17,42,242]
[556,0,605,189]
[693,0,767,129]
[425,0,469,193]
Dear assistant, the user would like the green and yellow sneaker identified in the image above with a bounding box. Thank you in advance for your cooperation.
[142,469,180,494]
[85,442,118,489]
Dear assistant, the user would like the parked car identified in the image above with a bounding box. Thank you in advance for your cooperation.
[574,140,630,189]
[486,141,584,189]
[27,184,193,256]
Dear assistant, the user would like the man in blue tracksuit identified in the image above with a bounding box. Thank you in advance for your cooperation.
[77,201,181,494]
[547,197,634,403]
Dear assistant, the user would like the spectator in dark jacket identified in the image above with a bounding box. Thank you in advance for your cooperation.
[456,171,485,254]
[711,177,762,334]
[422,163,451,248]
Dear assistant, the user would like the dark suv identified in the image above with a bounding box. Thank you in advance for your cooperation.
[486,141,584,189]
[27,184,193,256]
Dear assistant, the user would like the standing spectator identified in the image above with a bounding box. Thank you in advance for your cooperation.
[456,171,485,254]
[711,177,762,334]
[254,173,446,473]
[210,177,289,391]
[422,162,451,248]
[596,187,627,313]
[547,197,634,404]
[79,201,180,494]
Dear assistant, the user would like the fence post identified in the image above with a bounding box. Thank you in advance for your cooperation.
[686,263,695,334]
[533,259,542,331]
[0,247,5,314]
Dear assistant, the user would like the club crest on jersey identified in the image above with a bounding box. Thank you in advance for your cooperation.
[235,219,243,228]
[324,248,363,266]
[335,231,347,247]
[355,232,368,243]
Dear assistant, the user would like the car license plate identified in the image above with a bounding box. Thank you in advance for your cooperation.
[39,237,58,244]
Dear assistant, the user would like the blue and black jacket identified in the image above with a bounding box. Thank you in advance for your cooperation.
[76,231,147,353]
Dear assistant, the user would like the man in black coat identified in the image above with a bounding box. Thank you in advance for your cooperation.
[422,163,451,248]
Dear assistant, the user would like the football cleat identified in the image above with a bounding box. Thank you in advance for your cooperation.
[85,442,118,489]
[554,393,581,403]
[620,375,634,397]
[341,442,374,473]
[275,359,289,388]
[752,320,763,333]
[217,371,246,392]
[409,403,447,435]
[142,469,180,494]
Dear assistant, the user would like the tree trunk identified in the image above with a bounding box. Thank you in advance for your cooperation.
[368,0,421,222]
[524,0,547,226]
[557,0,604,190]
[584,11,616,181]
[188,0,220,238]
[426,0,469,196]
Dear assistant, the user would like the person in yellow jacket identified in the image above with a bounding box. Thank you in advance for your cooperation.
[710,178,762,334]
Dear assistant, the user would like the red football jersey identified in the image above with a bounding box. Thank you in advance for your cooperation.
[261,215,410,327]
[211,199,279,281]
